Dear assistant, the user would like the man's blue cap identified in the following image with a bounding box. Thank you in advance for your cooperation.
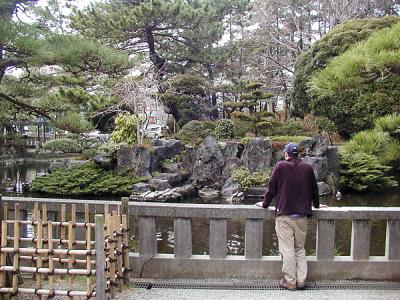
[284,142,299,157]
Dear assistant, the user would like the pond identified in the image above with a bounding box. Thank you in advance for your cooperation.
[1,161,399,257]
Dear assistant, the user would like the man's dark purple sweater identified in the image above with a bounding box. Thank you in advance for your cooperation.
[263,157,319,216]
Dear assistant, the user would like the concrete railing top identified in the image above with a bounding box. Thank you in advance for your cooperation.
[2,196,400,220]
[130,202,400,220]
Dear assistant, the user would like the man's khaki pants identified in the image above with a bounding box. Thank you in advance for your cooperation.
[275,215,307,285]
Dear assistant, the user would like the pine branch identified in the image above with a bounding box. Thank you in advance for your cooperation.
[0,91,53,120]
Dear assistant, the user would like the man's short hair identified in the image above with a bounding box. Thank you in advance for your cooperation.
[283,142,299,157]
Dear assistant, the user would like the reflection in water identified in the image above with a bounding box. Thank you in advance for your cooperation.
[0,162,50,196]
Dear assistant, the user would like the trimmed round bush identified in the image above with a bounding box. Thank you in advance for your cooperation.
[215,119,236,140]
[43,138,81,153]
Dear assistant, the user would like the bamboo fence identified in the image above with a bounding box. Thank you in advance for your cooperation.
[0,197,131,300]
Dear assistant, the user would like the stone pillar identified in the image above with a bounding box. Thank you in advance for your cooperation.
[351,219,371,260]
[316,219,335,260]
[209,218,227,259]
[138,216,157,257]
[386,220,400,260]
[245,219,263,259]
[174,218,192,258]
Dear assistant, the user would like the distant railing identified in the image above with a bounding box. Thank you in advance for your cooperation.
[2,197,400,281]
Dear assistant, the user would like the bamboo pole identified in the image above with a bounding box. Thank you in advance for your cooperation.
[109,212,117,299]
[11,204,20,300]
[42,205,48,280]
[48,222,54,298]
[5,220,95,228]
[35,220,42,300]
[0,222,7,300]
[95,215,106,300]
[0,287,95,297]
[18,256,95,265]
[67,222,74,300]
[7,237,95,245]
[0,266,95,275]
[112,213,122,292]
[0,248,95,256]
[122,214,130,282]
[60,204,66,279]
[86,221,92,296]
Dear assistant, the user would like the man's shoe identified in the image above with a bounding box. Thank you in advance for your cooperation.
[279,279,296,291]
[297,282,306,290]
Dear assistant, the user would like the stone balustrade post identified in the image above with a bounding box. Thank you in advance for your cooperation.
[138,216,157,257]
[209,218,227,259]
[351,219,371,260]
[386,220,400,260]
[316,219,335,260]
[174,218,192,258]
[245,218,263,259]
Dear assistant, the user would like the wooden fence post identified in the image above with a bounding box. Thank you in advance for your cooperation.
[95,215,106,300]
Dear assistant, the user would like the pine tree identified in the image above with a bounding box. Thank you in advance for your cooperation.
[0,0,132,132]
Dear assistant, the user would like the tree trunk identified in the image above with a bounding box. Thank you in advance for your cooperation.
[145,26,165,81]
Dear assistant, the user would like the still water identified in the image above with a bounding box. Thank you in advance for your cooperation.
[1,161,399,256]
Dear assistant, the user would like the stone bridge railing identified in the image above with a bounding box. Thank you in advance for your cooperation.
[2,197,400,281]
[131,202,400,281]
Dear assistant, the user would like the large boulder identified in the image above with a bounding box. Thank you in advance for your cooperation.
[132,182,151,193]
[198,187,220,200]
[302,156,328,181]
[241,138,272,172]
[299,136,330,157]
[149,154,160,172]
[165,139,184,159]
[190,136,225,188]
[175,184,197,198]
[162,162,179,173]
[221,177,240,198]
[221,157,243,180]
[178,146,196,181]
[48,159,87,173]
[92,155,115,171]
[219,141,242,158]
[154,146,166,160]
[325,146,340,178]
[318,182,332,196]
[148,178,171,191]
[154,173,182,186]
[117,146,151,177]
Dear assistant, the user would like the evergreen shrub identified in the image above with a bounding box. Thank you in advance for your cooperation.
[43,138,81,153]
[31,162,146,196]
[232,167,271,189]
[215,119,236,140]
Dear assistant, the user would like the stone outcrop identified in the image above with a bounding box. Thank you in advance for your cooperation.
[92,155,115,171]
[299,136,330,157]
[165,139,184,159]
[154,173,182,186]
[117,146,151,177]
[301,156,328,182]
[221,177,240,198]
[132,182,151,193]
[126,134,339,202]
[148,178,171,191]
[130,184,197,202]
[241,138,272,172]
[190,136,225,188]
[198,187,220,200]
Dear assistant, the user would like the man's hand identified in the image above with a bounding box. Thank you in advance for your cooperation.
[255,201,264,208]
[317,204,329,208]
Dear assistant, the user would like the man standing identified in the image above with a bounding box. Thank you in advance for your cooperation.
[256,142,327,291]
